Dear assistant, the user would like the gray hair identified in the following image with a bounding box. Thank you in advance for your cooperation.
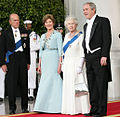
[64,16,78,27]
[84,2,96,13]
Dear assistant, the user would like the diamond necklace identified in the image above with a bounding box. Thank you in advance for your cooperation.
[69,30,77,38]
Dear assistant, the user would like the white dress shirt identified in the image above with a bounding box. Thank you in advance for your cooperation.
[12,27,23,52]
[85,14,101,53]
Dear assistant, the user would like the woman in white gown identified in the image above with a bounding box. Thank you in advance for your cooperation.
[61,16,90,115]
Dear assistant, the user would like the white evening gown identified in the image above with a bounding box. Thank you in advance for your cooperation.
[62,32,90,115]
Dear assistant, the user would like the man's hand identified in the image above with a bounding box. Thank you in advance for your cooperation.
[27,64,30,70]
[100,57,107,66]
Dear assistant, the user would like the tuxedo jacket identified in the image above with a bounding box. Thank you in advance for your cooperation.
[82,15,112,82]
[0,27,30,66]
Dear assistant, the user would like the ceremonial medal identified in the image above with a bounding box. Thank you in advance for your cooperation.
[33,38,36,42]
[15,33,17,37]
[23,43,26,48]
[15,30,17,37]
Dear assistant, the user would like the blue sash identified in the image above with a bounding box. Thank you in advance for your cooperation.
[6,40,22,63]
[63,32,82,57]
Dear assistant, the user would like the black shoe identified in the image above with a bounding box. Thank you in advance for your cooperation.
[93,115,103,117]
[28,96,34,101]
[22,109,29,113]
[84,113,93,116]
[0,98,3,102]
[91,106,98,113]
[9,109,15,114]
[93,113,106,117]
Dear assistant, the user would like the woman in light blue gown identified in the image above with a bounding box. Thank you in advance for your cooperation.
[34,14,63,113]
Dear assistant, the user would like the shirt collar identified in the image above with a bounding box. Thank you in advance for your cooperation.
[86,14,97,24]
[11,26,19,32]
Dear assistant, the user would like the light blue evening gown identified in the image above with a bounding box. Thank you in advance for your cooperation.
[34,30,63,113]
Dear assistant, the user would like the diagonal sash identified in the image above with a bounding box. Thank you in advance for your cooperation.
[6,39,22,63]
[63,31,82,55]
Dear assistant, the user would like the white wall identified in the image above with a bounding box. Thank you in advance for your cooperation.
[64,0,120,99]
[91,0,120,99]
[91,0,120,50]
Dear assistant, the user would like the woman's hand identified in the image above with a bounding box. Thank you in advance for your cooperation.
[38,58,41,74]
[58,57,62,74]
[38,64,41,74]
[57,63,61,74]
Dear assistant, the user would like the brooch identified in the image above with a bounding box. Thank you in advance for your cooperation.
[23,43,26,48]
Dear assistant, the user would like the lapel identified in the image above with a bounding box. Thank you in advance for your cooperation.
[19,28,29,50]
[8,27,15,44]
[90,15,99,40]
[19,28,24,49]
[19,28,22,35]
[8,27,24,49]
[84,23,87,39]
[83,23,88,48]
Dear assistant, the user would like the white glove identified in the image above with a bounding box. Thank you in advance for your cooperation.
[76,66,82,74]
[76,57,84,74]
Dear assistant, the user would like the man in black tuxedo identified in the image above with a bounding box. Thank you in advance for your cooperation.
[0,13,30,114]
[82,2,112,117]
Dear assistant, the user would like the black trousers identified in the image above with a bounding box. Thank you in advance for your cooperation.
[86,55,108,116]
[6,52,28,110]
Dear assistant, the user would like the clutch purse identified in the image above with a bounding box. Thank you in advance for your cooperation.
[75,83,88,97]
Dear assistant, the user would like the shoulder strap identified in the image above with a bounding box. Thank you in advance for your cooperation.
[6,40,22,63]
[63,31,82,54]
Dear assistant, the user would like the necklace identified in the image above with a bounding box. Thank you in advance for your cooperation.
[69,30,77,38]
[42,30,54,50]
[46,29,54,39]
